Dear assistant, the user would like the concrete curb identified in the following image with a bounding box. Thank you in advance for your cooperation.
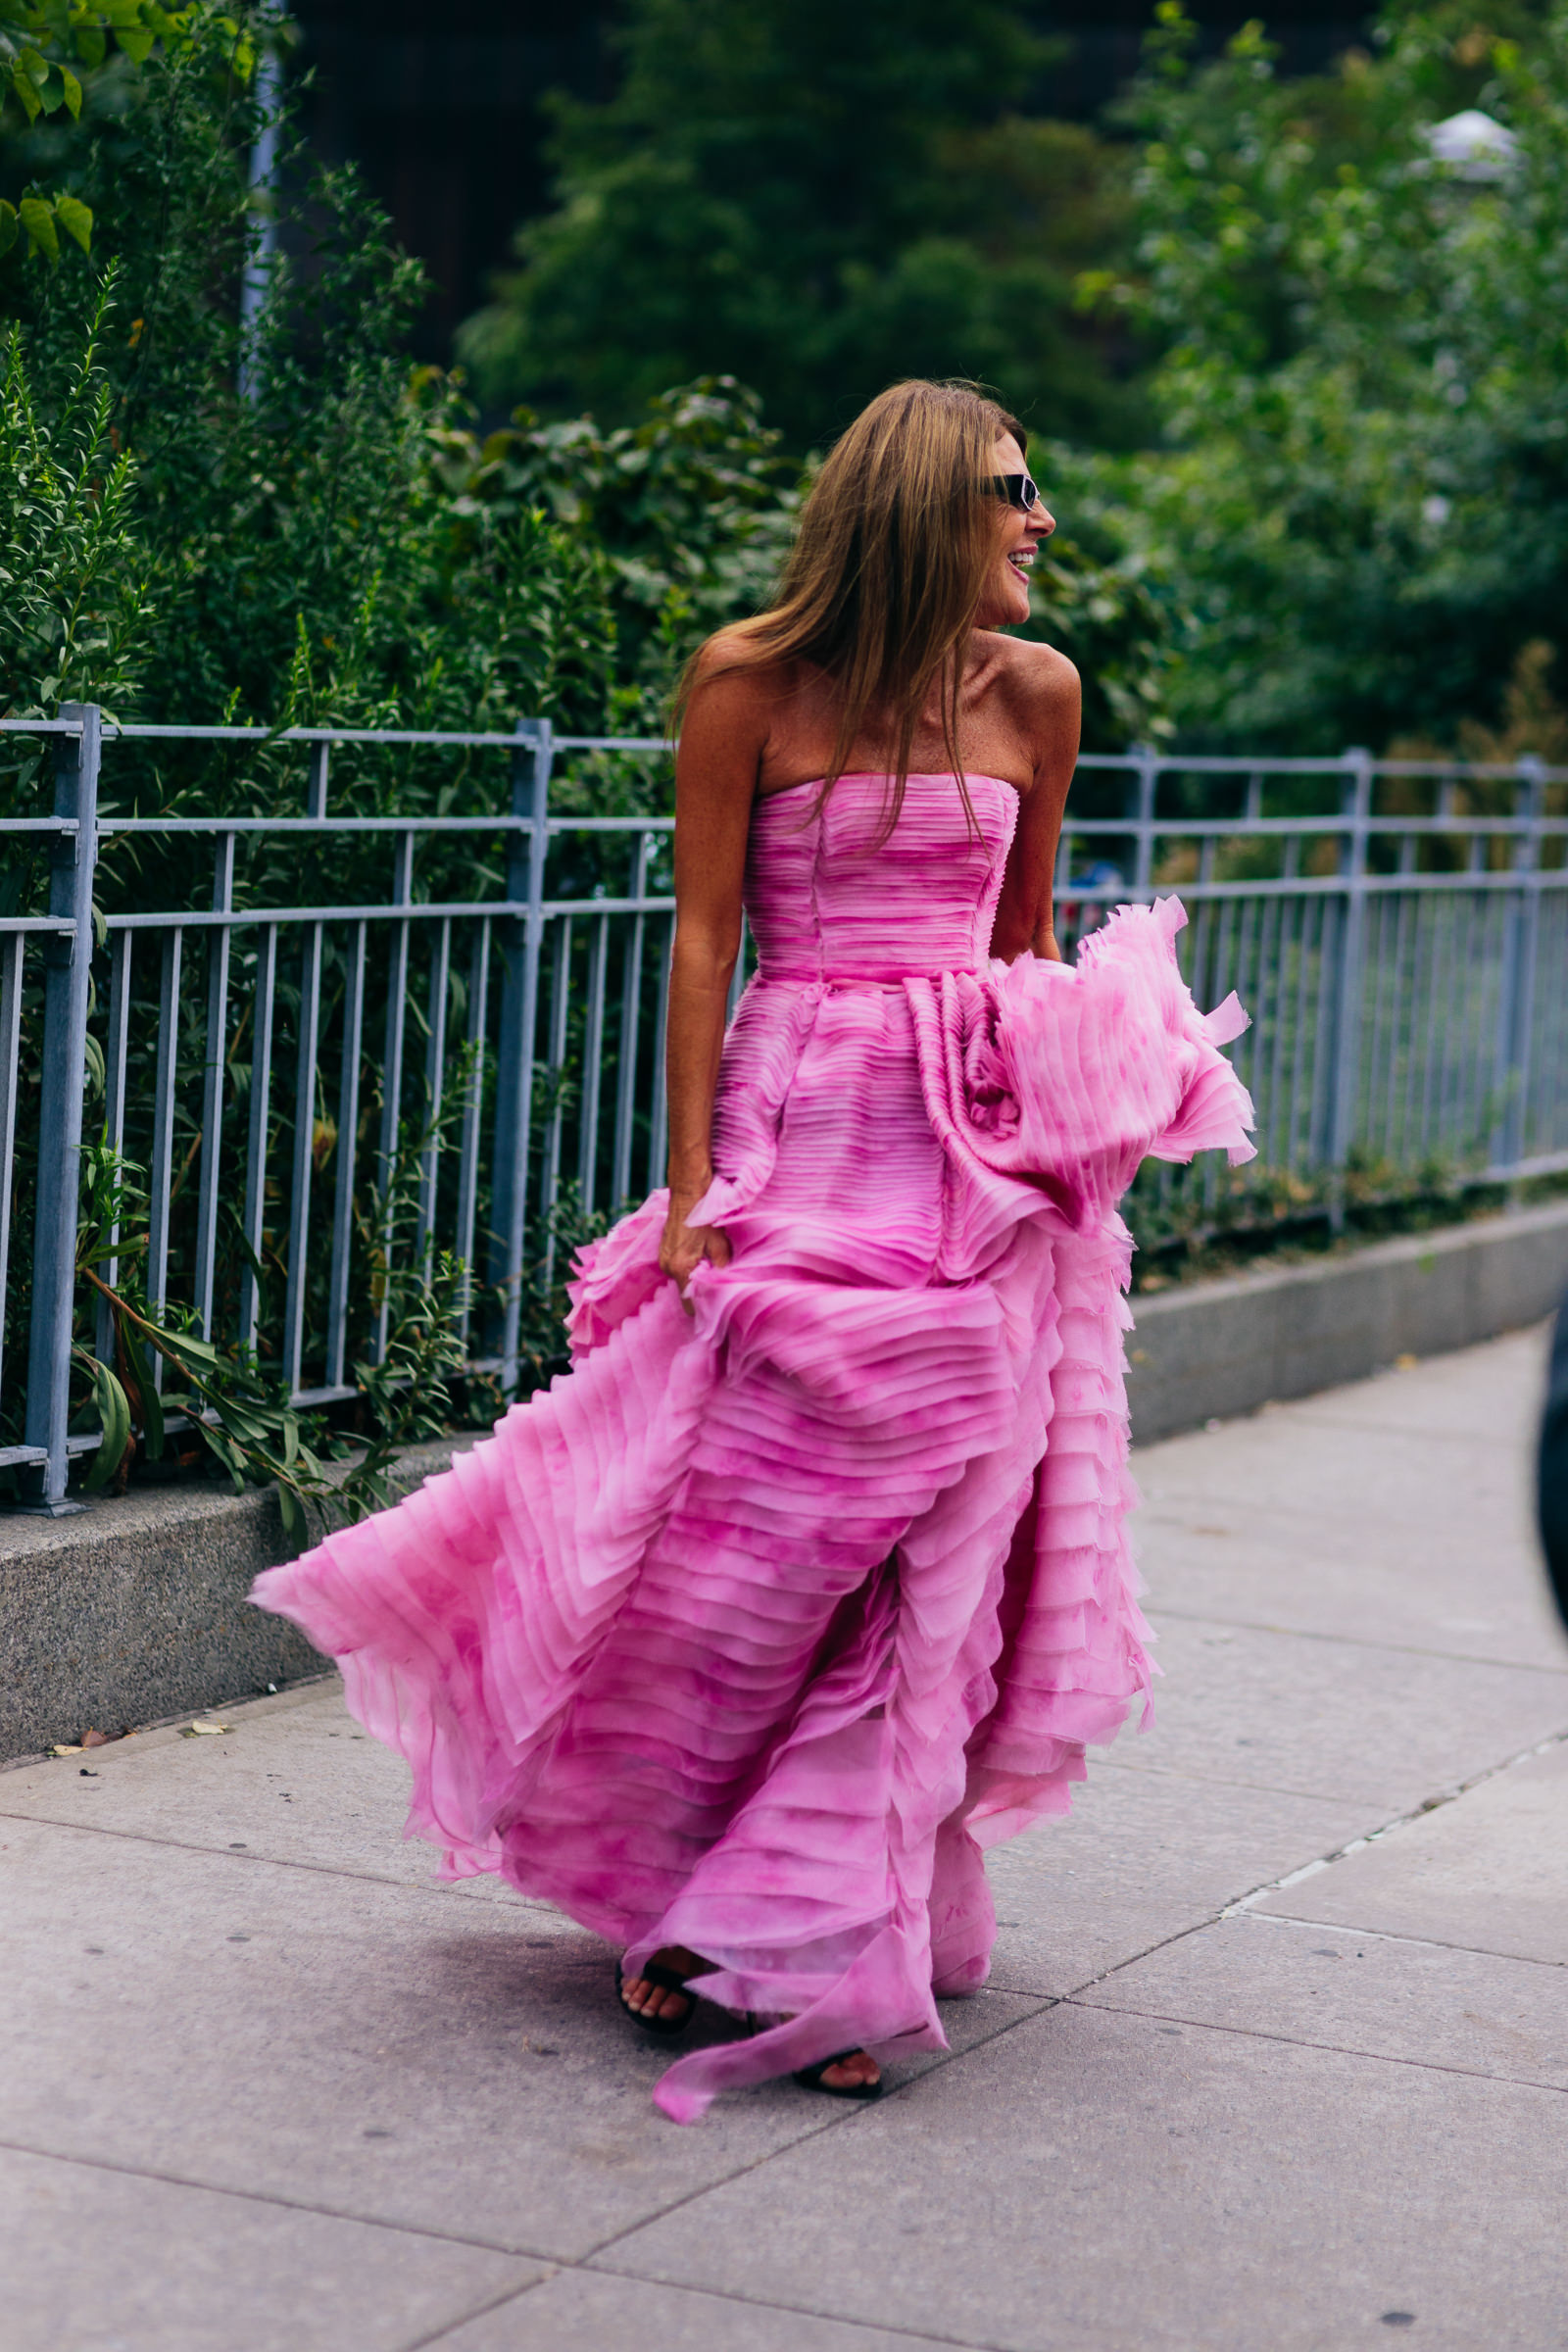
[0,1439,474,1763]
[1126,1200,1568,1444]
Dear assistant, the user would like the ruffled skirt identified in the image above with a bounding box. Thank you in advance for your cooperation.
[252,899,1253,2120]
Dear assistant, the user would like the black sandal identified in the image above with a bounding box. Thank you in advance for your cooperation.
[793,2049,883,2100]
[615,1956,696,2039]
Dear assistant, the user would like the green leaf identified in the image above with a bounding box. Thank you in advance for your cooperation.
[276,1484,309,1557]
[74,1353,132,1493]
[0,203,16,260]
[19,196,59,264]
[55,193,91,253]
[58,64,80,118]
[195,1423,246,1493]
[11,58,41,121]
[74,22,106,68]
[154,1328,223,1371]
[210,1398,273,1442]
[130,1339,165,1460]
[115,22,153,60]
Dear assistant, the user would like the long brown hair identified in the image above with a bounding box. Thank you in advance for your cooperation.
[678,379,1024,835]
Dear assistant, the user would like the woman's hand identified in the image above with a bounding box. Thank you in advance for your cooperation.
[660,1184,733,1310]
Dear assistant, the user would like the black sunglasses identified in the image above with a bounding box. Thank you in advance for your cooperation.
[987,472,1042,513]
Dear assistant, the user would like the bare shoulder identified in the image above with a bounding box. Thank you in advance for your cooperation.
[687,626,792,708]
[677,629,798,813]
[992,632,1081,716]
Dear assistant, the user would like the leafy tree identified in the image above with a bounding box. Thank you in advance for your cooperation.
[1062,0,1568,752]
[457,0,1150,454]
[0,6,809,762]
[0,0,207,265]
[0,276,151,727]
[1,0,1176,771]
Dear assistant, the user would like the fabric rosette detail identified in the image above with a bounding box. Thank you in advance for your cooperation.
[906,895,1254,1257]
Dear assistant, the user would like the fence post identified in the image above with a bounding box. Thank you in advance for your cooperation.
[490,718,553,1390]
[1325,746,1372,1233]
[1494,755,1544,1183]
[19,704,100,1513]
[1127,745,1158,900]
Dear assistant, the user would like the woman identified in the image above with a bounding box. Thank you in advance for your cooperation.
[253,380,1253,2122]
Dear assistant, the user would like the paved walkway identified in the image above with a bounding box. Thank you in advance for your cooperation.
[3,1328,1566,2352]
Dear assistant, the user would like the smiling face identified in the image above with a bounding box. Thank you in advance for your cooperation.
[974,432,1055,629]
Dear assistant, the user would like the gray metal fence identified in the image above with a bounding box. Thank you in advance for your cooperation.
[1,710,1564,1510]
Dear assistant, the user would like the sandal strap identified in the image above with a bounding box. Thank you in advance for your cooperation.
[797,2047,859,2082]
[635,1960,694,1997]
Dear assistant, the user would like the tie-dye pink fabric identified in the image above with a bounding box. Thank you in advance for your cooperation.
[252,773,1254,2122]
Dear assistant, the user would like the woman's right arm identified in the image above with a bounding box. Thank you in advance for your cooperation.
[659,650,770,1303]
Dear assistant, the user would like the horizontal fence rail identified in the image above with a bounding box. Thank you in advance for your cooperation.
[0,710,1564,1509]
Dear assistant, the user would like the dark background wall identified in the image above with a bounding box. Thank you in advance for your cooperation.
[289,0,1373,362]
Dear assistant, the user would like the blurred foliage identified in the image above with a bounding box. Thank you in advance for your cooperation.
[1125,1150,1568,1291]
[0,0,1172,775]
[1057,0,1568,754]
[59,1105,470,1539]
[0,271,151,746]
[456,0,1152,457]
[0,0,238,265]
[0,6,818,764]
[1390,635,1568,763]
[425,376,802,726]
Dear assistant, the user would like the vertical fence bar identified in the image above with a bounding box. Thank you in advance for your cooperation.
[307,739,329,819]
[20,703,100,1512]
[193,833,235,1339]
[492,722,553,1387]
[324,921,367,1391]
[1418,890,1446,1158]
[283,920,323,1396]
[1053,808,1073,941]
[1363,890,1388,1158]
[611,835,650,1211]
[454,917,490,1344]
[1285,897,1313,1170]
[371,832,415,1363]
[578,912,609,1210]
[1325,750,1372,1227]
[377,836,415,1192]
[648,912,674,1197]
[540,916,571,1288]
[301,735,332,1361]
[94,929,132,1367]
[1129,749,1158,900]
[416,918,451,1260]
[146,929,184,1348]
[1494,758,1544,1177]
[0,934,24,1415]
[725,914,750,1022]
[239,926,278,1357]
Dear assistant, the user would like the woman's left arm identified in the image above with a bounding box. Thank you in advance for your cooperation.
[991,645,1081,963]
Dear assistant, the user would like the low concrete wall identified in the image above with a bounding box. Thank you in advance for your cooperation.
[7,1204,1566,1761]
[0,1441,470,1764]
[1126,1200,1568,1444]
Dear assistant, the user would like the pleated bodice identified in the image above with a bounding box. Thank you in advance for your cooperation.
[744,773,1015,984]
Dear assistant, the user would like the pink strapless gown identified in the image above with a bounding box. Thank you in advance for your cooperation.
[253,774,1254,2121]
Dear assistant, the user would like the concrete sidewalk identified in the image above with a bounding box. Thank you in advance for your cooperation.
[3,1328,1565,2352]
